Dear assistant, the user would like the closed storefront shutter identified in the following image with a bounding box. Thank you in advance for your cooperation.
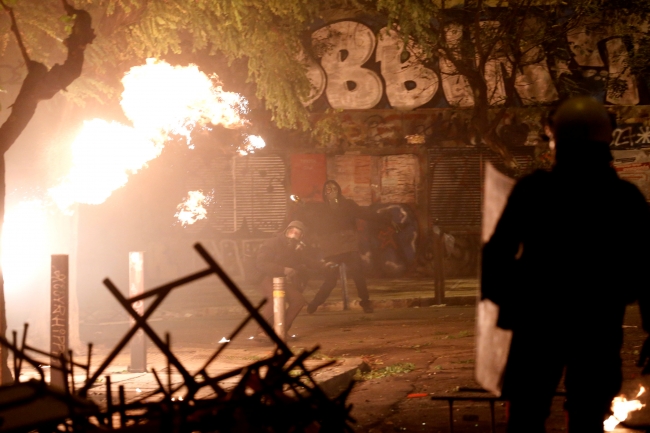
[428,148,534,230]
[211,156,287,234]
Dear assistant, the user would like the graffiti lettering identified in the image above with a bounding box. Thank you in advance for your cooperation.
[312,21,383,109]
[376,28,438,109]
[612,127,635,147]
[307,20,641,109]
[636,126,650,144]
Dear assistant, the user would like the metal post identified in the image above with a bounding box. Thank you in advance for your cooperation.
[51,255,69,389]
[339,263,349,310]
[129,252,146,373]
[432,227,446,305]
[273,277,286,340]
[448,400,454,433]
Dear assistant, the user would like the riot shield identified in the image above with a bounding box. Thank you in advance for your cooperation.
[475,162,515,396]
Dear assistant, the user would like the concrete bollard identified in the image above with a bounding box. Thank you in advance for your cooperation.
[51,255,69,389]
[129,252,147,373]
[272,277,286,340]
[339,263,349,310]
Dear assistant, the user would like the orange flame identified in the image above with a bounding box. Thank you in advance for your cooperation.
[237,135,266,156]
[50,59,250,211]
[121,58,248,144]
[49,119,161,211]
[604,386,645,431]
[175,190,210,226]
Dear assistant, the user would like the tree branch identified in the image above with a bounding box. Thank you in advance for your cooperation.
[0,0,31,66]
[0,1,95,155]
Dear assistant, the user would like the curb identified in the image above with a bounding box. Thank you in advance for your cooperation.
[116,296,478,321]
[311,357,371,398]
[314,295,476,312]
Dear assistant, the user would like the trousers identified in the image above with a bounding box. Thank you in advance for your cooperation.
[504,328,621,433]
[310,251,369,307]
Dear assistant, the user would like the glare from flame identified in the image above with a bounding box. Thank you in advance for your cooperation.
[49,119,162,211]
[175,190,211,226]
[1,200,49,288]
[604,386,646,431]
[237,135,266,156]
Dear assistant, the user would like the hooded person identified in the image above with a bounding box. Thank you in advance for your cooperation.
[255,220,326,338]
[482,97,650,432]
[306,180,393,314]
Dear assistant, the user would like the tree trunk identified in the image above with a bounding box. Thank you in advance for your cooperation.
[0,1,94,382]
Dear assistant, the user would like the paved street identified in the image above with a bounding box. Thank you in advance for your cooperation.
[72,276,650,433]
[1,271,636,432]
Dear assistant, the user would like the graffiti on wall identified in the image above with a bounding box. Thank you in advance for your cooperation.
[306,21,642,111]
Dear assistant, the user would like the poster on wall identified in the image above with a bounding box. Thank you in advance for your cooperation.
[613,150,650,200]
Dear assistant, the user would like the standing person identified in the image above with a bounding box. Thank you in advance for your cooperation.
[255,220,326,338]
[482,97,650,432]
[307,180,391,314]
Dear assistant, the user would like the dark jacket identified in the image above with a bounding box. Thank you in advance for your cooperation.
[313,180,388,257]
[256,233,322,278]
[482,158,650,338]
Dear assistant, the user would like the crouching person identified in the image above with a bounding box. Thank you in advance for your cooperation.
[254,220,326,339]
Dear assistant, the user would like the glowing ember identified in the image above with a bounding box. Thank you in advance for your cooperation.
[175,190,210,226]
[604,386,645,431]
[121,58,248,144]
[237,135,266,155]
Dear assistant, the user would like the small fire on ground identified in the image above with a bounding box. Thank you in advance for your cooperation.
[604,386,645,431]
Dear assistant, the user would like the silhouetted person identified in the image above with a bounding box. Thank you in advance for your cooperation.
[255,221,327,338]
[482,97,650,432]
[307,180,391,314]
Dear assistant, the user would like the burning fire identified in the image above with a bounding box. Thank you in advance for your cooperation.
[604,386,646,431]
[121,59,248,145]
[237,135,266,156]
[175,190,210,226]
[49,119,162,211]
[50,59,251,212]
[4,59,262,303]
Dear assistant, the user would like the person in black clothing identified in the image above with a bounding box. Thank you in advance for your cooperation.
[306,180,392,314]
[482,97,650,432]
[255,220,327,337]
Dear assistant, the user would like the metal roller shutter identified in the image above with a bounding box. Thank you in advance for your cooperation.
[207,156,286,234]
[428,148,534,230]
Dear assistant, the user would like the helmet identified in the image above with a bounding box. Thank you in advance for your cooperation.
[552,97,613,164]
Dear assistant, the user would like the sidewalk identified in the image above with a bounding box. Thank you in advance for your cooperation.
[142,277,479,318]
[41,277,477,408]
[311,277,478,312]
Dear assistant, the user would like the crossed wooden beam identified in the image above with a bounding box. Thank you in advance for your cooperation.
[78,243,291,397]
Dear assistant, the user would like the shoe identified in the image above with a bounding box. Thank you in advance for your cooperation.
[307,303,318,314]
[360,301,374,314]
